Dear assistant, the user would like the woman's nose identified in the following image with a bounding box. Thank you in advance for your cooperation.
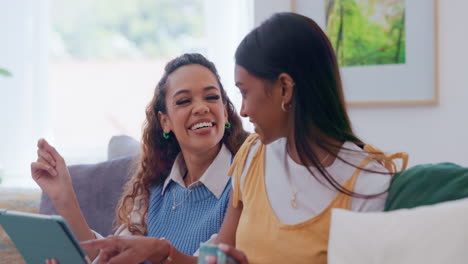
[240,101,247,117]
[193,102,209,115]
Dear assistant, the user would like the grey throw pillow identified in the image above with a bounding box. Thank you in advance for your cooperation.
[39,155,138,236]
[107,135,140,161]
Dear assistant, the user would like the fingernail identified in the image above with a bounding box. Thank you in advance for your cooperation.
[206,256,217,261]
[218,243,229,251]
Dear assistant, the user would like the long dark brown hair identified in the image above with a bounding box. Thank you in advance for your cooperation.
[116,53,249,234]
[235,12,387,198]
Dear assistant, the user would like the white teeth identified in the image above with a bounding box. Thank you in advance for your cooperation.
[190,122,213,130]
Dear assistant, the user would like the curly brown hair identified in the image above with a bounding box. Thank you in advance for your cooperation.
[115,53,249,235]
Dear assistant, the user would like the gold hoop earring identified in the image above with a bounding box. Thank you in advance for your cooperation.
[281,101,288,112]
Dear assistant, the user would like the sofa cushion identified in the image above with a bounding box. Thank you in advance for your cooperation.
[385,163,468,211]
[107,135,140,161]
[328,198,468,264]
[39,155,138,236]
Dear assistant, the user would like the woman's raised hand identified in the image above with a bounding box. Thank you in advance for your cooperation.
[31,138,73,202]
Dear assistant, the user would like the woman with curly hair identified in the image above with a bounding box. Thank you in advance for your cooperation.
[32,53,249,263]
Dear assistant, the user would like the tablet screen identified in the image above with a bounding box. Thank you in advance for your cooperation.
[0,209,90,264]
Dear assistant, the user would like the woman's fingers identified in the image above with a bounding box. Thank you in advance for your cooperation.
[106,249,135,264]
[218,244,248,264]
[205,256,217,264]
[38,138,63,164]
[82,237,118,251]
[37,148,56,167]
[99,248,118,264]
[205,244,247,264]
[31,161,57,177]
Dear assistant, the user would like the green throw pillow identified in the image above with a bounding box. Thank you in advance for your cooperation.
[384,162,468,211]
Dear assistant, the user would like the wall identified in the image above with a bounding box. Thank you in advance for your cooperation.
[254,0,468,166]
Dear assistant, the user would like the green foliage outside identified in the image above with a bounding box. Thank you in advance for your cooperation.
[0,68,12,77]
[326,0,406,67]
[51,0,204,60]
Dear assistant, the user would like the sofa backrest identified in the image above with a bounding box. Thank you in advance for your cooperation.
[39,155,138,236]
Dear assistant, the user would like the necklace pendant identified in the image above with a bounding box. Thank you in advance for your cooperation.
[291,199,298,208]
[172,205,176,210]
[291,193,298,208]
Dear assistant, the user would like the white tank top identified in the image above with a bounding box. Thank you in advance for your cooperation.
[235,137,390,225]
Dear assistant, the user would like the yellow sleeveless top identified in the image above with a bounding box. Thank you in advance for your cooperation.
[228,134,408,264]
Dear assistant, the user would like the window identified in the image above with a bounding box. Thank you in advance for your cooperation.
[0,0,253,188]
[49,0,207,165]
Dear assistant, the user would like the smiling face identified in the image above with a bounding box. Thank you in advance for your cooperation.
[235,65,289,144]
[158,64,228,154]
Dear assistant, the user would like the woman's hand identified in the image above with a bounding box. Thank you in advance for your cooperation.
[32,138,97,258]
[31,138,73,202]
[81,236,171,264]
[206,244,249,264]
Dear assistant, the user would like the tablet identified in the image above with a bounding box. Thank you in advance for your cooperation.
[0,209,91,264]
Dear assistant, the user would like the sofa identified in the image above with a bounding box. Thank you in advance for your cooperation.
[1,136,467,263]
[0,135,140,263]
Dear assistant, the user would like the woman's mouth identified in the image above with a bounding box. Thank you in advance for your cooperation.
[189,122,214,130]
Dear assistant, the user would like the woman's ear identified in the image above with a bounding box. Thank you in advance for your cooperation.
[224,105,229,121]
[158,111,171,133]
[278,73,295,105]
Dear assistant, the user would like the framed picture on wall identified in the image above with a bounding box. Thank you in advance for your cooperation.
[291,0,439,106]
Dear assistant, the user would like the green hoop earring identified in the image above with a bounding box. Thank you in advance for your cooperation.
[225,122,231,129]
[162,132,170,139]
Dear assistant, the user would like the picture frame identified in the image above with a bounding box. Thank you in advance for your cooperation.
[291,0,439,107]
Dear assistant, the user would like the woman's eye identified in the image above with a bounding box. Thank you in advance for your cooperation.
[239,90,247,98]
[206,95,220,101]
[176,99,190,105]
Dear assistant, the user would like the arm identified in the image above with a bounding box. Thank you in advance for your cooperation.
[215,192,243,246]
[31,139,99,259]
[205,193,248,264]
[82,236,198,264]
[81,191,244,264]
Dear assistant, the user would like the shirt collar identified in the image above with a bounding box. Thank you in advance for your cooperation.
[161,144,232,199]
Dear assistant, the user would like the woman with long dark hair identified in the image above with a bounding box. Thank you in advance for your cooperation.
[210,12,407,264]
[80,13,407,264]
[32,53,249,263]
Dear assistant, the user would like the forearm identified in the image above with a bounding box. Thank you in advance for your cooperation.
[147,239,197,264]
[51,186,99,259]
[217,195,243,246]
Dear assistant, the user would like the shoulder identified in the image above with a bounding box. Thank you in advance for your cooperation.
[340,142,392,212]
[339,142,391,193]
[230,134,263,177]
[229,134,263,202]
[354,160,391,195]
